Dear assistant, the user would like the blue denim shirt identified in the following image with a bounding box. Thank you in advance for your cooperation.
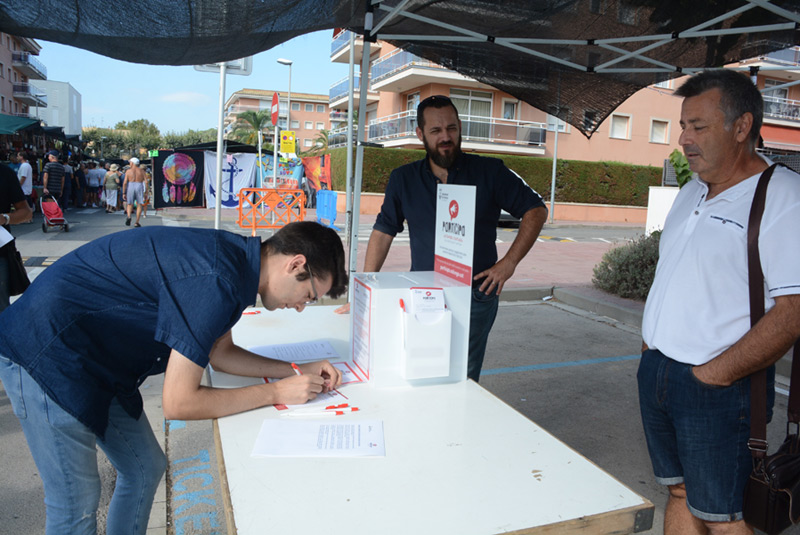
[0,227,261,437]
[374,153,545,278]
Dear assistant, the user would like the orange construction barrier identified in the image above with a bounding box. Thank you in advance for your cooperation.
[237,188,306,236]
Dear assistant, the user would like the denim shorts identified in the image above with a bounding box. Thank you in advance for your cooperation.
[637,349,774,522]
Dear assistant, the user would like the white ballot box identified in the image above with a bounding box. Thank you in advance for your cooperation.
[351,271,470,387]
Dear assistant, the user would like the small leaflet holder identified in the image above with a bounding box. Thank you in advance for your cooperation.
[401,287,451,380]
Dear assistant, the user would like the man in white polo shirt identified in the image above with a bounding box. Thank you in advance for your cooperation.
[639,69,800,534]
[16,152,33,220]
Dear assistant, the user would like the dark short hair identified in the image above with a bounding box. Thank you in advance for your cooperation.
[417,95,460,130]
[262,221,347,299]
[675,69,763,149]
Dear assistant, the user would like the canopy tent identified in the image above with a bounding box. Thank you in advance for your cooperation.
[0,113,38,135]
[1,0,799,136]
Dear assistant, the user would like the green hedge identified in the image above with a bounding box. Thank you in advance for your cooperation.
[327,147,662,207]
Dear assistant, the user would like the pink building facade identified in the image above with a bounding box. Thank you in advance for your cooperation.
[0,33,46,119]
[224,89,330,152]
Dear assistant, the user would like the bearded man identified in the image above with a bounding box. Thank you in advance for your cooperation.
[340,95,547,381]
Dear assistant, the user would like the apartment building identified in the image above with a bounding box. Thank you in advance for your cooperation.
[330,30,800,169]
[738,48,800,156]
[223,89,330,152]
[34,80,82,136]
[0,33,46,119]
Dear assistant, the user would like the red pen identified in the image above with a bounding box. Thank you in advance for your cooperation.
[291,362,302,376]
[399,298,406,312]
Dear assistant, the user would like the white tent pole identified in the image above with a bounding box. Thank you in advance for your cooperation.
[257,130,263,188]
[549,126,558,225]
[595,2,757,71]
[344,31,356,270]
[348,5,374,304]
[371,0,411,34]
[761,78,800,93]
[214,62,227,230]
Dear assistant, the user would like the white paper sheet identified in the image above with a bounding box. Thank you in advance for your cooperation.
[0,226,13,248]
[249,340,339,362]
[251,419,385,457]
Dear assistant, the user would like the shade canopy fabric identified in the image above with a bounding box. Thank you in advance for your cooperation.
[0,113,38,135]
[1,1,799,136]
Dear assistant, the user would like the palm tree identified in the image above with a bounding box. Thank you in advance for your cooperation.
[230,110,272,146]
[305,129,329,155]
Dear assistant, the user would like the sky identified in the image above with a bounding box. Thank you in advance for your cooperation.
[36,30,351,134]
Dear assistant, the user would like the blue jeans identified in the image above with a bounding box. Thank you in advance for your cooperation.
[62,177,72,210]
[467,288,499,382]
[637,349,774,522]
[0,355,166,535]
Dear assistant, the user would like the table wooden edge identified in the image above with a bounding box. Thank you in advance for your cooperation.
[213,418,238,535]
[500,499,655,534]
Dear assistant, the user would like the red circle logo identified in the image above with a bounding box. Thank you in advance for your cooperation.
[449,200,459,220]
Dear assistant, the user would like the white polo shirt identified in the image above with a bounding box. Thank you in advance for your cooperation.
[642,164,800,365]
[17,161,32,195]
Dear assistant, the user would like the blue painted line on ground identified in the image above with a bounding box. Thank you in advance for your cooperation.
[166,419,186,431]
[482,354,641,376]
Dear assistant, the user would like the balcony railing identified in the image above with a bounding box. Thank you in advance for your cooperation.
[764,95,800,121]
[366,110,547,146]
[370,49,446,87]
[330,74,370,102]
[12,52,47,79]
[12,83,46,106]
[764,46,800,66]
[330,110,348,122]
[331,30,353,57]
[329,126,358,148]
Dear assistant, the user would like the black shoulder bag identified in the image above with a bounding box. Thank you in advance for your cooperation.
[1,234,30,297]
[741,164,800,534]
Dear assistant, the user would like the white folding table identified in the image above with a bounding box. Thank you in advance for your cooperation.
[211,306,653,534]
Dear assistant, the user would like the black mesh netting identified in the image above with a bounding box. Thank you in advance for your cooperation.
[1,0,798,136]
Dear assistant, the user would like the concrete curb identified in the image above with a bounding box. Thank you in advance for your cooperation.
[552,287,643,328]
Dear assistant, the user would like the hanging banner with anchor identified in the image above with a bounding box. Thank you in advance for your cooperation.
[203,152,258,209]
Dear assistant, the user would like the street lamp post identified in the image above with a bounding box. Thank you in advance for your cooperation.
[100,136,107,161]
[277,58,293,132]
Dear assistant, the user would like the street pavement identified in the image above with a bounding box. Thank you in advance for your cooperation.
[1,206,797,534]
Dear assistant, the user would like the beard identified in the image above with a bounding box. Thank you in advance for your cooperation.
[422,133,462,169]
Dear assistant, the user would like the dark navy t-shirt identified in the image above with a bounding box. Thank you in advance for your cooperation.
[374,153,545,278]
[0,227,261,437]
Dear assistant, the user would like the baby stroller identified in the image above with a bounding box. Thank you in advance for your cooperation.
[40,195,70,233]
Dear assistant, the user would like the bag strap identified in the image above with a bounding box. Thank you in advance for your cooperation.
[747,164,800,459]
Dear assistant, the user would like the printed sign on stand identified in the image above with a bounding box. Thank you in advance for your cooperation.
[434,184,476,285]
[280,131,296,154]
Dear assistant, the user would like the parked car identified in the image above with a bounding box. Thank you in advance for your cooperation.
[497,169,526,228]
[498,209,520,227]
